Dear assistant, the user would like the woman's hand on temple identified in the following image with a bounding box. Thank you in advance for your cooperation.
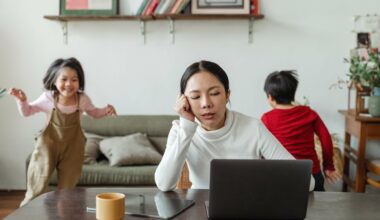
[174,94,195,122]
[9,88,27,102]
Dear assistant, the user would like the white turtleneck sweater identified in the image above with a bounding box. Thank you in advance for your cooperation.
[155,110,315,191]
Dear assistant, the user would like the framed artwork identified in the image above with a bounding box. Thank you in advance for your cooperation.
[191,0,250,14]
[357,32,371,48]
[60,0,119,16]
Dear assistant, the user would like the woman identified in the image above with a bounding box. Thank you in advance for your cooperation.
[155,60,315,191]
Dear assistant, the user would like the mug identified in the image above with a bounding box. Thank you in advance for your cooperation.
[96,192,125,220]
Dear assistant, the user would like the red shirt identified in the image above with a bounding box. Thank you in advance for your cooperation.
[261,106,335,174]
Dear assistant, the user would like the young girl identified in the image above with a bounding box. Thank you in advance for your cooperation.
[10,57,117,206]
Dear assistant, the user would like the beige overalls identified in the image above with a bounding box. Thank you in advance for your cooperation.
[20,95,86,206]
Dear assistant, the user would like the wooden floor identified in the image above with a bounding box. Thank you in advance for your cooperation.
[0,190,25,219]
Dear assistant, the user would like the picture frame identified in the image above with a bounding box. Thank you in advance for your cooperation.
[357,32,371,48]
[191,0,250,15]
[60,0,119,16]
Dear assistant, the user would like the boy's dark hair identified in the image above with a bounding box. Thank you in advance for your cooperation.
[180,60,229,94]
[264,70,298,105]
[43,57,85,92]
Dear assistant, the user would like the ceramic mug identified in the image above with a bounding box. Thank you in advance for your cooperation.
[96,192,125,220]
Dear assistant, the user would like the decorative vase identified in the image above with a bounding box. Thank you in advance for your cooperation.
[368,95,380,117]
[373,87,380,96]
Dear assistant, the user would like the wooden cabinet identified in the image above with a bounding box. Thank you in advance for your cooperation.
[339,110,380,192]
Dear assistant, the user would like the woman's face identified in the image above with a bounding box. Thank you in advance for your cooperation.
[184,71,230,131]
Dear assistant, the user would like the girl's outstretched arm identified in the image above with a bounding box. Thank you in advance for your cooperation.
[10,88,46,117]
[81,93,113,118]
[105,104,117,116]
[10,88,27,102]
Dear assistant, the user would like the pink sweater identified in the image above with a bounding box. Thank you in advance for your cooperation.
[16,91,107,121]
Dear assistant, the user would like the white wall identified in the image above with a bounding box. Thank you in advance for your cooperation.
[1,0,380,189]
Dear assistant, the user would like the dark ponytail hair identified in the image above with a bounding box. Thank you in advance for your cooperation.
[180,60,230,94]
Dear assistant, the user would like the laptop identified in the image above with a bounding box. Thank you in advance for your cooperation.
[206,159,312,220]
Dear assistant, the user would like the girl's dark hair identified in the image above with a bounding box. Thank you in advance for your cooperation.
[180,60,230,94]
[43,57,85,92]
[263,70,298,104]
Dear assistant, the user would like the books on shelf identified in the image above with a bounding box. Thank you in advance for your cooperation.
[145,0,160,15]
[169,0,183,14]
[136,0,150,15]
[169,0,190,14]
[141,0,153,15]
[250,0,259,15]
[136,0,191,16]
[158,0,177,14]
[153,0,166,15]
[140,0,157,15]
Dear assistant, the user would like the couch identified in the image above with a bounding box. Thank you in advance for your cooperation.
[26,115,178,187]
[26,115,343,189]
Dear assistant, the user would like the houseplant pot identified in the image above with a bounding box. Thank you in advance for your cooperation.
[347,50,380,117]
[368,86,380,117]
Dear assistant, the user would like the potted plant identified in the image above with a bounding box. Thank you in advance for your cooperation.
[346,50,380,116]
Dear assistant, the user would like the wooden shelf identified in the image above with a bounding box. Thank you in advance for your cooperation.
[43,14,264,44]
[43,14,264,22]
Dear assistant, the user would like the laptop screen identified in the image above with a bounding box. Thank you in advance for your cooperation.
[207,159,312,220]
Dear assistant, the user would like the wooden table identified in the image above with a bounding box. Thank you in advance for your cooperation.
[339,110,380,192]
[5,187,380,220]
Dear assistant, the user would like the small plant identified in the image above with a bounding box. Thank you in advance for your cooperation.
[345,50,380,90]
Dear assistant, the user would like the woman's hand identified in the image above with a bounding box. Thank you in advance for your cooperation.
[325,170,341,183]
[174,94,195,122]
[106,104,117,116]
[9,88,27,102]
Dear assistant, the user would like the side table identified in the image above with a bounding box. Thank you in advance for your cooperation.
[339,110,380,192]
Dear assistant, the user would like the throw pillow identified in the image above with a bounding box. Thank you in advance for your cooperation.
[84,132,104,164]
[99,133,162,167]
[314,133,343,175]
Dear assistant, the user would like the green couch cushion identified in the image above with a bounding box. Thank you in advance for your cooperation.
[81,115,177,155]
[50,161,157,186]
[149,137,168,154]
[84,132,104,164]
[99,133,162,166]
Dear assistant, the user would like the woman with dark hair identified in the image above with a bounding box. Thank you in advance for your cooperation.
[10,57,117,206]
[155,60,315,191]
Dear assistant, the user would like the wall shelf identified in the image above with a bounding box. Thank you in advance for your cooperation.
[43,14,264,44]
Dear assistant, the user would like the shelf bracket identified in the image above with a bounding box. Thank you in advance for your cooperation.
[169,18,175,44]
[140,20,146,45]
[248,17,254,44]
[60,21,68,45]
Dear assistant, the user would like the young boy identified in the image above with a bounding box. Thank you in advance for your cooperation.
[261,70,341,191]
